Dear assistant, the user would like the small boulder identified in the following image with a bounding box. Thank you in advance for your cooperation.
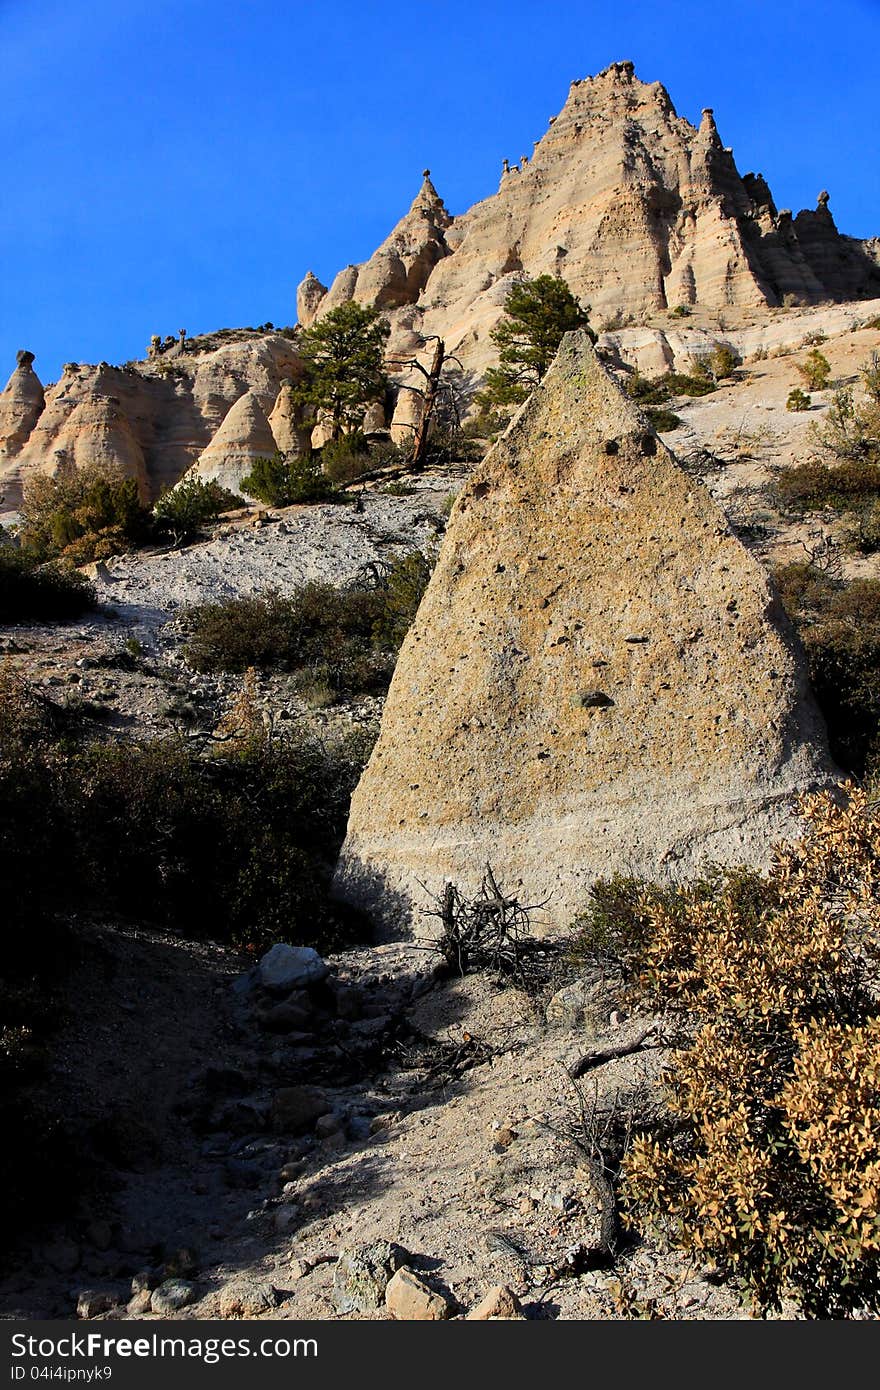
[76,1289,119,1320]
[217,1278,280,1319]
[127,1289,152,1316]
[332,1241,408,1315]
[271,1086,333,1135]
[385,1267,451,1320]
[315,1110,345,1139]
[258,944,328,994]
[150,1279,197,1315]
[467,1285,525,1320]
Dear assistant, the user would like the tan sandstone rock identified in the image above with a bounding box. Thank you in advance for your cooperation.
[333,332,837,933]
[467,1285,525,1320]
[315,63,880,388]
[191,390,277,494]
[0,350,45,464]
[384,1267,451,1320]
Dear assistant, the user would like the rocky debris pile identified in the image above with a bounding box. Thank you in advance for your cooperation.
[335,332,837,933]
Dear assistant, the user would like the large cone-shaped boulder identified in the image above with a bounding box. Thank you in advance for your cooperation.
[334,332,837,933]
[191,390,277,494]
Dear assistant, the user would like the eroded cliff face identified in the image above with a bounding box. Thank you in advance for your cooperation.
[302,61,880,382]
[333,333,838,933]
[3,61,877,510]
[0,333,302,510]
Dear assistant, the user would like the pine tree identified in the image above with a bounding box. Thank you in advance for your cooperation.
[480,275,595,407]
[292,302,391,438]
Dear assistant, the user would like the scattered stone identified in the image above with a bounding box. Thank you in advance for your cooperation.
[131,1270,157,1294]
[164,1247,198,1278]
[467,1285,525,1320]
[545,978,605,1033]
[385,1267,452,1321]
[150,1279,197,1315]
[126,1289,152,1316]
[315,1110,345,1140]
[217,1278,280,1319]
[259,996,314,1034]
[258,944,328,994]
[332,1241,408,1315]
[289,1258,312,1280]
[273,1205,299,1235]
[76,1289,118,1320]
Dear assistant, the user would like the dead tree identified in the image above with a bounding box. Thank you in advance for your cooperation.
[387,336,464,471]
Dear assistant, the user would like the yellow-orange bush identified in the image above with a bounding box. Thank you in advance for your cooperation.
[615,788,880,1316]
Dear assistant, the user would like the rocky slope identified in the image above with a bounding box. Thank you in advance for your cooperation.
[0,331,306,511]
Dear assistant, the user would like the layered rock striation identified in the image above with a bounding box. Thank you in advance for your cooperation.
[0,333,303,511]
[334,332,838,933]
[303,62,880,382]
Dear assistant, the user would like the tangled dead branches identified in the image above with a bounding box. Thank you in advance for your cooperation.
[421,865,555,987]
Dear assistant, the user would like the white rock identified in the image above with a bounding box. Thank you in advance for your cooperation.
[257,943,328,993]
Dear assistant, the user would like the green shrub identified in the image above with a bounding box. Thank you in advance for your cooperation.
[797,348,832,391]
[708,343,739,379]
[320,430,372,484]
[775,563,880,774]
[240,451,337,506]
[19,460,152,565]
[183,551,431,698]
[618,789,880,1317]
[644,406,682,432]
[773,457,880,513]
[0,664,372,956]
[624,370,716,406]
[153,476,242,543]
[0,547,96,623]
[668,304,692,318]
[786,387,811,412]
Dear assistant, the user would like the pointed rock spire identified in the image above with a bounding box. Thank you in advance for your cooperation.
[0,350,45,459]
[334,333,836,932]
[297,270,328,328]
[192,390,277,495]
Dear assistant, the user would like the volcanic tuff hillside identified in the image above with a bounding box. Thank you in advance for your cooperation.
[303,61,880,374]
[2,61,878,511]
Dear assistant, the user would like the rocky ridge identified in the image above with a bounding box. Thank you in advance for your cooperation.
[305,62,880,381]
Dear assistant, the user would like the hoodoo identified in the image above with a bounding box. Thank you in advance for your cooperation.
[334,332,838,932]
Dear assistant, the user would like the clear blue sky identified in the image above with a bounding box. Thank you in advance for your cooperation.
[2,0,879,385]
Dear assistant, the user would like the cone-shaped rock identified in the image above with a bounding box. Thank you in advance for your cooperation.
[0,351,45,460]
[296,270,328,328]
[191,390,277,494]
[269,382,312,456]
[334,332,837,932]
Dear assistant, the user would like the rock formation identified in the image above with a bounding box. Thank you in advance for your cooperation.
[190,390,277,494]
[0,332,301,512]
[310,63,880,383]
[309,174,452,321]
[0,351,45,467]
[296,271,328,328]
[334,332,837,932]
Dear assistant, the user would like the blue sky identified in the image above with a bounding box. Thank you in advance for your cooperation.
[2,0,879,384]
